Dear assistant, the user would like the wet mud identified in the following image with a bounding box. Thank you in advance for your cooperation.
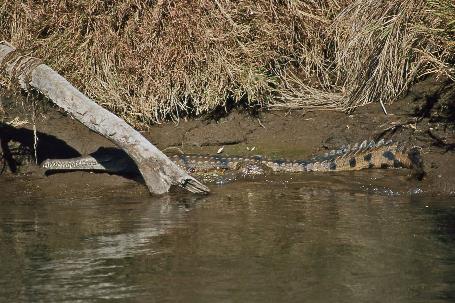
[0,77,454,196]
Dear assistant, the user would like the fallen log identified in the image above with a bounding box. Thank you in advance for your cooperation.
[0,41,209,194]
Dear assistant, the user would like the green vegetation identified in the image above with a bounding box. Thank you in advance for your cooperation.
[0,0,453,127]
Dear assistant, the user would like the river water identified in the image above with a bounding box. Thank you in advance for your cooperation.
[0,170,454,302]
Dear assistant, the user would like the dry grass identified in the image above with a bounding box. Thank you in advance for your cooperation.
[273,0,455,110]
[0,0,453,127]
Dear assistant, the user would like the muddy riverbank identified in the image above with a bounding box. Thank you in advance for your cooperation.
[0,77,454,196]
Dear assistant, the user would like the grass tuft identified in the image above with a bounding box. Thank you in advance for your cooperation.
[0,0,453,127]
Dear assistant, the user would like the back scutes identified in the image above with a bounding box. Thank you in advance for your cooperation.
[261,139,422,173]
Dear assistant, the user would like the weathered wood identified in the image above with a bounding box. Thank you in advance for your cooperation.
[0,41,209,194]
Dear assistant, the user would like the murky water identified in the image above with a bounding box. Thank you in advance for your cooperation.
[1,171,455,302]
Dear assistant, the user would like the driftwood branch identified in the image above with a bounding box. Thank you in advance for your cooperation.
[0,41,209,195]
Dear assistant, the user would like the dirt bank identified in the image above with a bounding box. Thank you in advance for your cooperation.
[1,77,454,196]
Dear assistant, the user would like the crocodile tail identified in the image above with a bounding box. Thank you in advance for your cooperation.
[308,140,423,173]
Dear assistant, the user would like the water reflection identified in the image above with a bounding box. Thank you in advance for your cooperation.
[0,172,454,302]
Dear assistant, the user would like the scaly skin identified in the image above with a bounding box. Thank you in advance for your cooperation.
[41,139,424,180]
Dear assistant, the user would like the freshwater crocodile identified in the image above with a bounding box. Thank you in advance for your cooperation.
[41,139,424,181]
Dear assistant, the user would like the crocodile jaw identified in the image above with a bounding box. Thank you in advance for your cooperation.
[42,156,108,171]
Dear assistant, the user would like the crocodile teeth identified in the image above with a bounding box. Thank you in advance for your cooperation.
[351,143,359,151]
[329,150,336,156]
[367,140,376,148]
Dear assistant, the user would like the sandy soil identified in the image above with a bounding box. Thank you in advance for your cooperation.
[1,77,454,196]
